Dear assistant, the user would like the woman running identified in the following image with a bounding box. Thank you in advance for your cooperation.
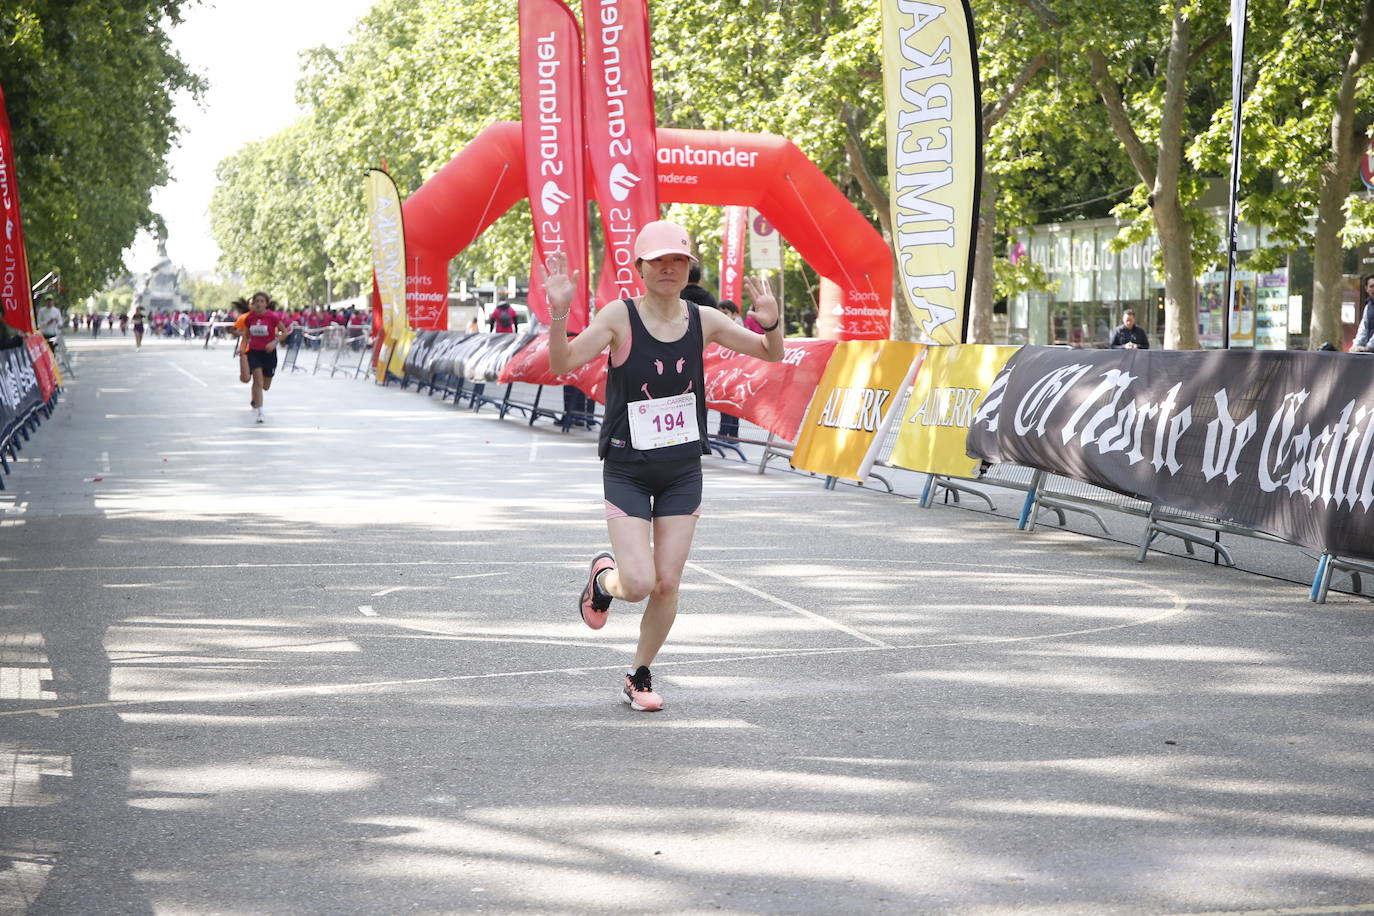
[242,292,291,423]
[543,220,783,711]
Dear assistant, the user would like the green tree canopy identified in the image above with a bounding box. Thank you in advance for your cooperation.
[1,1,202,306]
[207,0,1373,348]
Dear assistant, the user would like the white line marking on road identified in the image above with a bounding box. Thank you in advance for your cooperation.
[446,572,505,581]
[170,362,209,388]
[357,605,378,616]
[0,598,1186,719]
[686,560,895,648]
[1161,905,1374,916]
[371,587,408,597]
[0,561,520,574]
[2,567,1191,719]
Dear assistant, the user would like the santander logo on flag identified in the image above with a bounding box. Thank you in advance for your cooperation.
[608,162,642,201]
[583,0,659,302]
[520,0,590,330]
[540,181,573,216]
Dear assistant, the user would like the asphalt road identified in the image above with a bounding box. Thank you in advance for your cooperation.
[0,333,1370,915]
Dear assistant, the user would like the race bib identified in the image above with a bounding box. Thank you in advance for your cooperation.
[250,324,269,336]
[628,392,699,450]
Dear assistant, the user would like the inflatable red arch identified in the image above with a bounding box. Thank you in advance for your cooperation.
[401,121,892,339]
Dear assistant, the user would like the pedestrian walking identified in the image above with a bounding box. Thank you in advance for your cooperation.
[542,220,783,711]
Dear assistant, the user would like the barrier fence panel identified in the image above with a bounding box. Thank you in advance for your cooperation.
[350,336,1373,604]
[313,326,346,376]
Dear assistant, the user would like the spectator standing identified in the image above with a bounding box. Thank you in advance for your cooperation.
[713,300,744,440]
[1353,275,1374,352]
[1109,309,1150,349]
[37,297,62,348]
[680,263,717,310]
[488,301,521,334]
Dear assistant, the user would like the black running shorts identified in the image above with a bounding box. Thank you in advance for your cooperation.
[246,349,278,378]
[603,457,702,521]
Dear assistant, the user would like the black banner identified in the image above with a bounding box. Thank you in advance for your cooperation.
[0,344,41,441]
[968,347,1374,560]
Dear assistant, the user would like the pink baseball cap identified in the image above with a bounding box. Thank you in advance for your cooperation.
[633,220,698,262]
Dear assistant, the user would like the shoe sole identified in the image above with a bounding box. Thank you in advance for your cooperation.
[579,552,615,630]
[621,688,663,712]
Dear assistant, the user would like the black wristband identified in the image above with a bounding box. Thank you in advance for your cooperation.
[758,317,780,333]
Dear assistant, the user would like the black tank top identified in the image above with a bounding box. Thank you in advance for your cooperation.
[598,298,710,462]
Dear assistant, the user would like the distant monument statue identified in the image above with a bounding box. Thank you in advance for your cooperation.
[134,240,189,314]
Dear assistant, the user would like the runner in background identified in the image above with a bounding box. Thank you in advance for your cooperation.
[542,220,783,711]
[242,292,292,423]
[132,306,147,349]
[229,298,251,386]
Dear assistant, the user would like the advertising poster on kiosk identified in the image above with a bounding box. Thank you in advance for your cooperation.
[1229,271,1256,348]
[1254,269,1289,350]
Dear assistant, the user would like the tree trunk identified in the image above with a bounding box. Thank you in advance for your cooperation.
[968,173,998,343]
[1088,2,1200,349]
[1310,193,1347,348]
[889,241,919,341]
[1307,0,1374,348]
[1154,195,1200,349]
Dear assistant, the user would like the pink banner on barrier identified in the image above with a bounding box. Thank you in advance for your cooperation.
[703,339,837,442]
[520,0,590,331]
[583,0,658,306]
[23,334,54,402]
[500,332,608,401]
[502,334,838,442]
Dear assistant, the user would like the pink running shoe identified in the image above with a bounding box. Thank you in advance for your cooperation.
[622,665,663,711]
[579,552,615,629]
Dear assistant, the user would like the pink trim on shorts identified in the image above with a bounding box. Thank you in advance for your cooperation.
[610,320,632,368]
[604,499,630,520]
[691,504,702,517]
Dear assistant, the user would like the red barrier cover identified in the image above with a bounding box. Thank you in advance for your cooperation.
[22,334,54,402]
[501,333,837,442]
[704,339,838,443]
